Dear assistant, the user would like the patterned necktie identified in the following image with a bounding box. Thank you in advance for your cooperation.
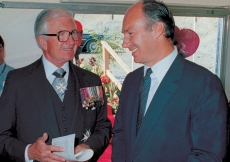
[52,68,67,101]
[136,68,153,134]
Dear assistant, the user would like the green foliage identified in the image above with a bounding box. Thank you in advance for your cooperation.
[80,29,124,114]
[87,30,125,63]
[79,57,120,113]
[102,80,120,112]
[79,57,103,76]
[91,62,104,76]
[79,60,92,72]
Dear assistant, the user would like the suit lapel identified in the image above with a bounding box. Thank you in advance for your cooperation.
[68,62,86,134]
[129,68,144,146]
[132,55,185,157]
[27,58,60,137]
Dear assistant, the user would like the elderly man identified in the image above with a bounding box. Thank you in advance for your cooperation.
[112,0,229,161]
[0,8,111,162]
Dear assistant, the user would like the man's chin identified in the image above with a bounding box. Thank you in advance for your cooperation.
[133,57,141,64]
[65,54,75,61]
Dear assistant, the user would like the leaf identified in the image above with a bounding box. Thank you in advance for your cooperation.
[105,92,110,98]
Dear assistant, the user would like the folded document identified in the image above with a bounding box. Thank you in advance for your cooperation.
[52,134,94,162]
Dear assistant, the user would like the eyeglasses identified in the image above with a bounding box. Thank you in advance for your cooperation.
[42,30,82,42]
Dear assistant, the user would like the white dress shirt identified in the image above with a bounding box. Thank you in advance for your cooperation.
[144,46,177,114]
[42,55,69,84]
[25,55,70,162]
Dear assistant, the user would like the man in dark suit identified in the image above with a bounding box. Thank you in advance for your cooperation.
[0,8,111,162]
[112,1,229,161]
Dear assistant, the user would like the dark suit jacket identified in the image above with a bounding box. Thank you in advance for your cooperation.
[0,58,111,161]
[112,54,229,162]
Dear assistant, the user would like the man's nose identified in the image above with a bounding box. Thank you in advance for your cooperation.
[122,37,129,48]
[67,34,76,44]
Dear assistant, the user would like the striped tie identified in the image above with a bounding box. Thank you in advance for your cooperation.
[136,68,152,134]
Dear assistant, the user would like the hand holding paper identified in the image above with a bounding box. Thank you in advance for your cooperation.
[28,133,65,162]
[52,134,94,162]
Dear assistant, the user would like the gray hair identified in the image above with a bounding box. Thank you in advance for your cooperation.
[34,8,74,48]
[142,0,175,40]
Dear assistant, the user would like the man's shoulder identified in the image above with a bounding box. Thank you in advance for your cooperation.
[1,63,14,75]
[184,58,216,78]
[174,55,216,79]
[71,63,100,78]
[121,66,143,88]
[5,64,14,71]
[70,63,101,84]
[126,66,143,79]
[7,58,42,78]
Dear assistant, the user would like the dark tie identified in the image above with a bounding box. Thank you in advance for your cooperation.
[52,68,67,101]
[136,68,152,134]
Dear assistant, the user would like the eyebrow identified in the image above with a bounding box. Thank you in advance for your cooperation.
[122,29,131,33]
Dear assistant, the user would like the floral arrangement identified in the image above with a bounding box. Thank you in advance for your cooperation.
[100,75,120,114]
[78,57,103,76]
[79,57,120,114]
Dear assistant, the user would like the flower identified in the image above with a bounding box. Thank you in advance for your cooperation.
[113,98,118,104]
[103,81,120,113]
[81,129,91,142]
[78,57,120,114]
[110,98,119,114]
[89,57,96,66]
[100,75,111,84]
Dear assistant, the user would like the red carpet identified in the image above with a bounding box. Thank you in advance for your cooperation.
[98,144,112,162]
[97,105,113,161]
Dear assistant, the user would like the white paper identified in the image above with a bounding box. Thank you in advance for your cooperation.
[52,134,77,161]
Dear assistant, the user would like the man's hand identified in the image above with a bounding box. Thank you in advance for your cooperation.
[67,144,91,162]
[28,133,66,162]
[74,143,90,154]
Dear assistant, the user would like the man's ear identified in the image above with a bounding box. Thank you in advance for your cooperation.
[37,36,47,50]
[152,22,165,38]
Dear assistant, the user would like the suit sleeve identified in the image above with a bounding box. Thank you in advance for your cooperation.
[0,71,27,161]
[187,75,229,161]
[83,75,112,161]
[111,75,129,162]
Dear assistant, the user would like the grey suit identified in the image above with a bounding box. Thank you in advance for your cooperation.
[0,58,111,161]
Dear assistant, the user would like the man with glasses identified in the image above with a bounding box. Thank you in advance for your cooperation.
[0,8,111,162]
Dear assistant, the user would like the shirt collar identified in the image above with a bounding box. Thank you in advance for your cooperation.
[0,62,6,73]
[144,46,178,83]
[42,55,69,79]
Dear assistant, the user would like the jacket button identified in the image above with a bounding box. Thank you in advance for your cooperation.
[62,107,65,110]
[64,128,67,131]
[63,117,67,121]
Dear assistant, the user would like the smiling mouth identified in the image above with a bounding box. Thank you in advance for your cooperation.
[131,48,137,53]
[63,48,73,51]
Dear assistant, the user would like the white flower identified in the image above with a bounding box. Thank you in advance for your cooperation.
[81,129,91,142]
